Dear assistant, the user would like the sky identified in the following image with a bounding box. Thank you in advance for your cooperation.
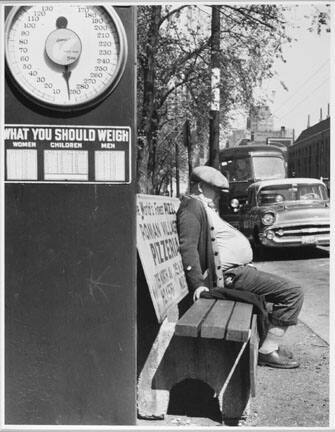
[231,3,330,139]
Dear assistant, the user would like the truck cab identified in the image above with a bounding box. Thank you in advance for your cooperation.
[218,144,287,228]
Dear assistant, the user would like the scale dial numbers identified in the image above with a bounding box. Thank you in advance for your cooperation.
[5,5,128,111]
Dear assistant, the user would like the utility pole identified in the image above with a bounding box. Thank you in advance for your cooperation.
[185,7,193,187]
[208,6,221,169]
[174,88,180,197]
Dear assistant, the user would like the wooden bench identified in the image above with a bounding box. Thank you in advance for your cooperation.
[137,195,259,424]
[138,297,259,423]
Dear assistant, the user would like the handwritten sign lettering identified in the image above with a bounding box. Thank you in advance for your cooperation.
[136,195,188,322]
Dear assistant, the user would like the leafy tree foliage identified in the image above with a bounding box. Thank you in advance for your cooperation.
[136,5,325,194]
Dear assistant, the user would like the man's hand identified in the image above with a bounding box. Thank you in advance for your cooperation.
[193,286,209,302]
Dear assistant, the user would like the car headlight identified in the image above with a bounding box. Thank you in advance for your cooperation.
[230,198,240,209]
[266,230,275,240]
[262,212,275,226]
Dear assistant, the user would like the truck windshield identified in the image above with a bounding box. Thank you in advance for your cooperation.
[252,156,286,180]
[221,157,252,181]
[221,155,286,183]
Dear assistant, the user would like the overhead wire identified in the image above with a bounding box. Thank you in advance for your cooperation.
[275,77,329,121]
[191,4,329,125]
[271,58,329,116]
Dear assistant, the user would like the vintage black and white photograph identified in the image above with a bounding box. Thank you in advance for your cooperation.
[0,1,333,430]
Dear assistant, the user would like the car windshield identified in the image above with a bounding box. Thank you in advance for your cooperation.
[258,183,328,205]
[252,156,286,180]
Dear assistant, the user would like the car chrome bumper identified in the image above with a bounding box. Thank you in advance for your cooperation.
[259,232,330,248]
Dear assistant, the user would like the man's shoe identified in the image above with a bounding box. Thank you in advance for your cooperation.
[258,350,300,369]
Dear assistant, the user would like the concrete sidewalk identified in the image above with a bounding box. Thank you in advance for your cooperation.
[137,320,329,428]
[243,321,329,427]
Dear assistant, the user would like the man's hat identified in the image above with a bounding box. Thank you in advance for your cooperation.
[190,166,229,192]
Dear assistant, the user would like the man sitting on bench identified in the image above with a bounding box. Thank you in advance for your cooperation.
[177,165,304,369]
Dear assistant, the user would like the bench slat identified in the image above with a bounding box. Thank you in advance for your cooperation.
[175,299,215,337]
[226,302,253,342]
[200,300,235,339]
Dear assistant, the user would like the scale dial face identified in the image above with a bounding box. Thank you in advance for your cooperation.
[5,5,128,111]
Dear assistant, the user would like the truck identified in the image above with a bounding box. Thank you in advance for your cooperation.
[218,144,287,227]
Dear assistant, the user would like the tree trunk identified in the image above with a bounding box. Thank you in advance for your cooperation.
[184,119,193,190]
[136,135,150,193]
[137,6,162,193]
[175,140,180,197]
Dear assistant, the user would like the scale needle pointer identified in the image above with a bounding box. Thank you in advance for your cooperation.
[63,65,71,100]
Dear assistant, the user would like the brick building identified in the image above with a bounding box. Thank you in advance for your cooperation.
[288,117,330,191]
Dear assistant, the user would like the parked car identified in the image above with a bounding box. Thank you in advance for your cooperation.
[239,178,330,248]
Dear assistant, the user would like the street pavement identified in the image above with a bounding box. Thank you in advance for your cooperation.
[246,246,331,427]
[255,245,329,343]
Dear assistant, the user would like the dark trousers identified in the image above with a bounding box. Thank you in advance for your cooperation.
[226,265,304,327]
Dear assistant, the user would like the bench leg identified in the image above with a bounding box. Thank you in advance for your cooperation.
[137,318,176,419]
[138,322,258,422]
[250,314,259,397]
[220,315,259,423]
[139,336,251,421]
[218,341,251,422]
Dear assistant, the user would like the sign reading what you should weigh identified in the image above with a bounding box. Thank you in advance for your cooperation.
[4,124,131,183]
[137,194,188,322]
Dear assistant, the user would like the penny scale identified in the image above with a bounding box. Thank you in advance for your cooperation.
[4,4,136,425]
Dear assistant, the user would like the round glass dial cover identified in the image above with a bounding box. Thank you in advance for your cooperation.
[5,5,128,110]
